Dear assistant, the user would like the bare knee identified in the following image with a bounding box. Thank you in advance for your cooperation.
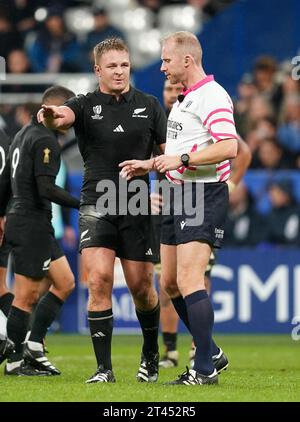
[159,287,171,308]
[14,286,40,311]
[87,271,113,309]
[51,273,75,300]
[129,276,157,308]
[160,277,180,298]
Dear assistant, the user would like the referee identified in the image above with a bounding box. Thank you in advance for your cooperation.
[120,31,239,385]
[38,38,167,383]
[0,86,80,375]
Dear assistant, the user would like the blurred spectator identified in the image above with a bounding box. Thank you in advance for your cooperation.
[234,74,258,138]
[139,0,162,13]
[83,7,125,71]
[2,49,49,93]
[277,94,300,153]
[247,95,275,129]
[1,0,36,37]
[7,49,31,74]
[251,137,295,170]
[281,74,300,96]
[27,5,81,72]
[224,182,265,246]
[246,117,277,154]
[265,179,300,247]
[253,56,283,113]
[0,14,22,59]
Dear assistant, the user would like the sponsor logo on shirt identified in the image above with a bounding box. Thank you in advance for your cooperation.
[91,105,104,120]
[215,228,224,239]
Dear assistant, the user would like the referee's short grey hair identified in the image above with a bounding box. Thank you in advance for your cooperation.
[94,38,129,64]
[162,31,202,65]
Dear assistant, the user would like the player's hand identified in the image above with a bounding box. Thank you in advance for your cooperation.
[37,104,65,124]
[226,180,236,194]
[154,155,181,173]
[150,192,164,215]
[119,159,153,180]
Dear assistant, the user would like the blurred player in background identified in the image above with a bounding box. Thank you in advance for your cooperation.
[0,86,80,376]
[0,127,14,363]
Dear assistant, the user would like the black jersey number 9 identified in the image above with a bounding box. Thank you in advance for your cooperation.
[12,147,20,178]
[0,146,5,175]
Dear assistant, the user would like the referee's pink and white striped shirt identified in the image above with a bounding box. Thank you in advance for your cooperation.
[164,75,238,184]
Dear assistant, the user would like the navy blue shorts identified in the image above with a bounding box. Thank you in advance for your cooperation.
[161,182,228,248]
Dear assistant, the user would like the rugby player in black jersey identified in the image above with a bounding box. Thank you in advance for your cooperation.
[0,128,14,363]
[38,38,167,384]
[0,86,80,376]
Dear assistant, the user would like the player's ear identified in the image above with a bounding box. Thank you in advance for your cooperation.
[184,55,192,67]
[94,64,101,76]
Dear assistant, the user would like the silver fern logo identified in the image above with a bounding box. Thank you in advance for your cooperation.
[132,107,148,118]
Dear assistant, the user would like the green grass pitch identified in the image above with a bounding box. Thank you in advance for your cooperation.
[0,334,299,402]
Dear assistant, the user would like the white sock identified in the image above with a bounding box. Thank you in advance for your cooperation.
[0,310,7,337]
[27,340,43,352]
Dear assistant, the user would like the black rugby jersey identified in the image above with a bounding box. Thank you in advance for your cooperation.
[8,117,61,215]
[0,128,10,177]
[65,86,167,205]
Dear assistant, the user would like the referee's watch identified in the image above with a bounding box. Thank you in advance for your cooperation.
[181,153,190,168]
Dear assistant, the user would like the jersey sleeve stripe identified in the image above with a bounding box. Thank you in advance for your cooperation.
[219,169,231,182]
[211,132,238,141]
[203,108,233,126]
[216,162,230,171]
[209,118,235,129]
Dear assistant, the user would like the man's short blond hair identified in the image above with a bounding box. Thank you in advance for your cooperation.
[94,38,129,64]
[162,31,202,65]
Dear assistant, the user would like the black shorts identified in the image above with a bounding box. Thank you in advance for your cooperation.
[161,182,229,248]
[5,213,64,279]
[79,205,158,263]
[0,240,11,268]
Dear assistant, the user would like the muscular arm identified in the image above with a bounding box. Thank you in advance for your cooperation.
[37,105,75,131]
[154,138,237,173]
[36,175,80,209]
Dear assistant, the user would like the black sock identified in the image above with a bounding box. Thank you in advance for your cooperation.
[162,332,177,352]
[7,306,30,360]
[0,293,14,317]
[27,302,38,333]
[185,290,215,376]
[88,309,113,370]
[171,296,191,332]
[136,302,159,355]
[29,292,64,343]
